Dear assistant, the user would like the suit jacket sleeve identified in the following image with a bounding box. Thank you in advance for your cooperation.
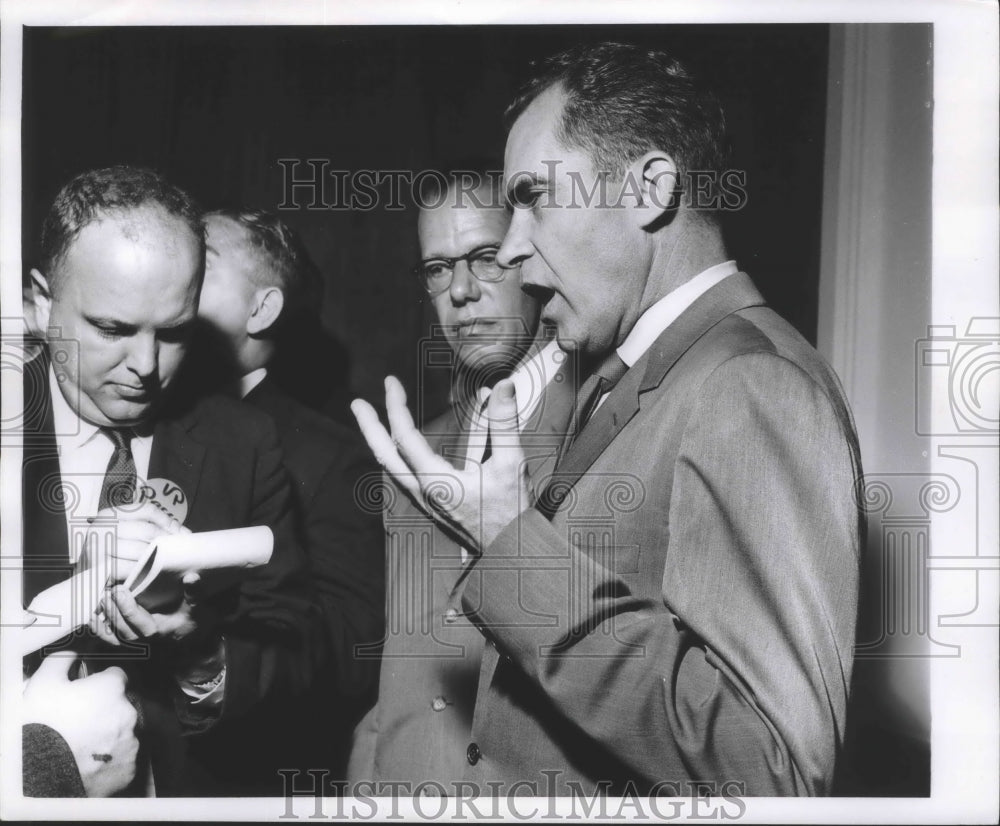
[22,724,86,797]
[463,352,861,795]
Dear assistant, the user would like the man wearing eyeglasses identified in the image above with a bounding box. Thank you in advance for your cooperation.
[353,44,863,797]
[347,166,576,792]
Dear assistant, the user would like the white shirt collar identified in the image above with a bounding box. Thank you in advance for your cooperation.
[46,363,154,562]
[475,339,564,431]
[617,260,739,368]
[239,367,269,400]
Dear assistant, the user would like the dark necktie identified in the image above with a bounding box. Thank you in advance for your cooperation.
[555,352,629,471]
[464,390,494,467]
[479,394,494,464]
[98,427,137,510]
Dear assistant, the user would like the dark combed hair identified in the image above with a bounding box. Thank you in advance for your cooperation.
[40,165,204,288]
[505,42,728,191]
[206,208,322,328]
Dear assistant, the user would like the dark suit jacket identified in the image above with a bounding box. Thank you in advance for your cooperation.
[22,724,86,797]
[22,354,314,796]
[461,273,864,796]
[189,376,385,793]
[348,353,578,788]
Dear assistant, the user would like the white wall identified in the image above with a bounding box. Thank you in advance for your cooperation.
[819,22,935,751]
[820,21,999,801]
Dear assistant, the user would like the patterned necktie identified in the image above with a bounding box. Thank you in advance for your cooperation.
[581,353,629,427]
[97,427,136,510]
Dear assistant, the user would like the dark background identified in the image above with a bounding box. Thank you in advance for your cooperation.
[22,24,829,423]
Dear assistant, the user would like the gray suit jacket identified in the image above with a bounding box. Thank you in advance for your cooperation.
[348,354,577,788]
[461,273,864,796]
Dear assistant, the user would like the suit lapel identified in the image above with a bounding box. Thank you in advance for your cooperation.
[243,375,280,411]
[542,273,766,509]
[22,355,73,602]
[520,352,579,502]
[148,417,205,527]
[418,412,473,597]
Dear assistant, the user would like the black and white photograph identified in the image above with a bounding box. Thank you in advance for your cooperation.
[1,0,996,822]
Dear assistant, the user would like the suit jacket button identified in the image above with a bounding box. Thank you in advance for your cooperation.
[466,742,481,765]
[444,608,459,624]
[431,696,448,712]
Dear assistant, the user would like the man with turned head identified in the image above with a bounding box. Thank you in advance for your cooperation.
[354,44,863,796]
[194,209,384,791]
[23,166,312,795]
[347,167,576,789]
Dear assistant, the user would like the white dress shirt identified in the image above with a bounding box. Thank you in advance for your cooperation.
[463,339,565,469]
[461,339,564,562]
[48,366,224,709]
[238,366,268,399]
[617,260,739,368]
[48,367,153,564]
[589,261,739,415]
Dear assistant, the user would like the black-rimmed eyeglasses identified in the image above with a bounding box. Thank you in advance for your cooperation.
[412,244,513,297]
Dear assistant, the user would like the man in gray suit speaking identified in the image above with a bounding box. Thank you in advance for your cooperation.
[353,43,863,797]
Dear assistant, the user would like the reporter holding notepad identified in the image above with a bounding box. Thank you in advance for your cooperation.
[21,166,315,796]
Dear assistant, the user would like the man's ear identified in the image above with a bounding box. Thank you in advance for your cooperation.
[246,286,285,336]
[625,151,680,229]
[28,269,53,335]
